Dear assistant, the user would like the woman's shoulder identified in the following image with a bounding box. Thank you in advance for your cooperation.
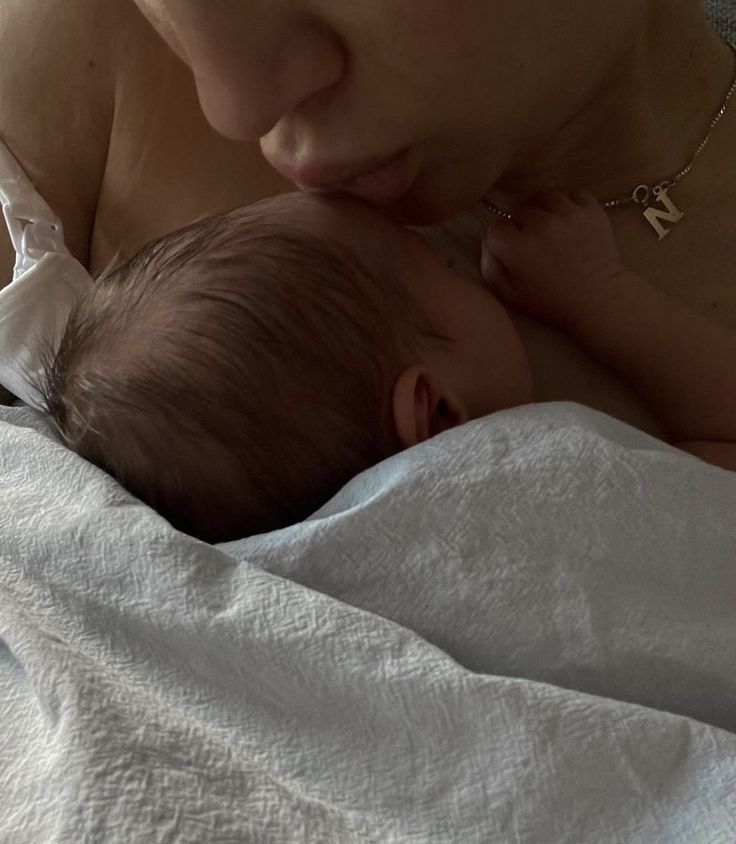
[0,0,137,281]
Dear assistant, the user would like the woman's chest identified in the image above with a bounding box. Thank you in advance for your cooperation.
[90,47,293,272]
[618,198,736,331]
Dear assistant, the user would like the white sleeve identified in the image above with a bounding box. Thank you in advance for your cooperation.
[0,139,93,409]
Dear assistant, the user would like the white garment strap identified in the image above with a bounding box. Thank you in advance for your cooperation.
[0,138,94,409]
[0,140,70,281]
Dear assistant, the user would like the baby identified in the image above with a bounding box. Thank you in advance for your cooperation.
[39,190,736,542]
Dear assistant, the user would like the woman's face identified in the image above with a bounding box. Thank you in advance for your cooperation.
[132,0,618,222]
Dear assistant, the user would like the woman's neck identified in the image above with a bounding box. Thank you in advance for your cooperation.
[487,3,735,211]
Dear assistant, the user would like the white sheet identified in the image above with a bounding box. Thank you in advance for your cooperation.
[705,0,736,41]
[1,400,735,843]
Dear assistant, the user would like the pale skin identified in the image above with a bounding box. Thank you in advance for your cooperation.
[479,189,736,470]
[1,0,735,446]
[303,190,736,471]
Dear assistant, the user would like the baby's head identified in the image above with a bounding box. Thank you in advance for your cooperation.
[40,193,532,542]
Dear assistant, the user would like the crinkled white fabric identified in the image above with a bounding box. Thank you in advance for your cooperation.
[0,140,94,410]
[231,403,736,734]
[1,401,735,844]
[706,0,736,41]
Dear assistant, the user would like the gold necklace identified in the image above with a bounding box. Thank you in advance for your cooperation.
[481,40,736,241]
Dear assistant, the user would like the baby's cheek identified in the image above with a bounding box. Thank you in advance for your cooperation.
[488,303,533,406]
[458,301,518,416]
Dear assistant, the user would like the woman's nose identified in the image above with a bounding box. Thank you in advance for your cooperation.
[190,17,346,141]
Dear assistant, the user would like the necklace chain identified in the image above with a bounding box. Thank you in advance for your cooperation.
[482,40,736,221]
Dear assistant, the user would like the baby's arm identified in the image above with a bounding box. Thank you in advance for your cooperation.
[481,189,736,468]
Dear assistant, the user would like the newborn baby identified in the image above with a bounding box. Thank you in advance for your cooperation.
[40,190,736,542]
[40,193,531,542]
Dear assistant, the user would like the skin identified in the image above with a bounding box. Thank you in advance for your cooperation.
[131,0,733,223]
[263,193,534,441]
[290,188,736,470]
[1,0,735,439]
[483,187,736,469]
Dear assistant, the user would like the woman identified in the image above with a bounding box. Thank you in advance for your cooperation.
[1,0,734,435]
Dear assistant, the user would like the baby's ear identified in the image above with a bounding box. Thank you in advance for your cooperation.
[392,365,467,449]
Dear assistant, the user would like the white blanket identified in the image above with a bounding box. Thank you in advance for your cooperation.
[705,0,736,41]
[1,401,735,843]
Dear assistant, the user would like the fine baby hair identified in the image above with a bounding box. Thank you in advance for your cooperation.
[38,198,430,542]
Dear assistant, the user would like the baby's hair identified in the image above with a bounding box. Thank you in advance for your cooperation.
[37,200,428,542]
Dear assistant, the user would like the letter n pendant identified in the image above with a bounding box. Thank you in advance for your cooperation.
[639,186,684,241]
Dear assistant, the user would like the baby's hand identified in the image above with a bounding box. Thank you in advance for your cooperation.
[481,189,628,334]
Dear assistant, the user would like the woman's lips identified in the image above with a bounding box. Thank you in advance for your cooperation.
[324,149,417,206]
[270,148,417,207]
